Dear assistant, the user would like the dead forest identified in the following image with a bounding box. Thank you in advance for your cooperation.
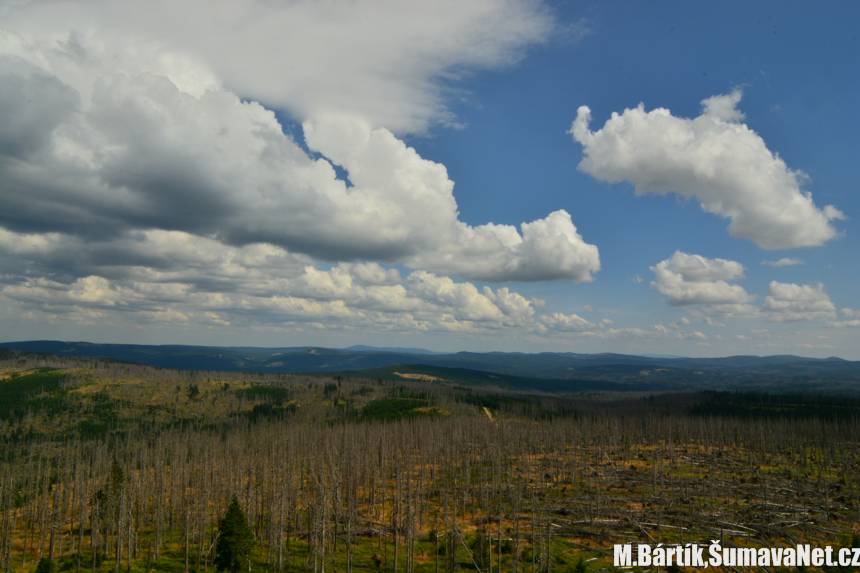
[1,351,859,573]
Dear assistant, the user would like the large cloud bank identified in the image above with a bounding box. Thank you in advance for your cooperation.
[1,227,705,343]
[571,91,844,249]
[0,226,611,337]
[0,10,599,281]
[0,0,607,339]
[1,0,555,134]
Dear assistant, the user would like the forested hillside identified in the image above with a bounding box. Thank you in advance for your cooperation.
[3,341,859,393]
[1,351,859,573]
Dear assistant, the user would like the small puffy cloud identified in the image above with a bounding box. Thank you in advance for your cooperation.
[650,251,754,306]
[761,258,804,267]
[827,320,860,329]
[582,304,594,313]
[761,282,836,322]
[482,286,536,323]
[703,303,762,319]
[840,308,860,319]
[403,210,600,282]
[407,272,505,322]
[0,227,68,256]
[2,275,190,311]
[571,90,843,249]
[338,263,402,287]
[607,323,707,341]
[536,320,706,342]
[138,308,191,324]
[649,253,844,326]
[656,251,745,282]
[539,312,600,332]
[651,251,840,326]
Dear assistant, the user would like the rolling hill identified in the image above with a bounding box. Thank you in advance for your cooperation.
[2,340,859,392]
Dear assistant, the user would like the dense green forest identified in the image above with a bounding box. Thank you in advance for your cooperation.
[1,350,859,573]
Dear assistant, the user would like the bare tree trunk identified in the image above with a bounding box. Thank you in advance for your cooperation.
[184,506,190,573]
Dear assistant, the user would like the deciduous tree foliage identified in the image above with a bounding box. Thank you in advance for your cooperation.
[215,495,254,573]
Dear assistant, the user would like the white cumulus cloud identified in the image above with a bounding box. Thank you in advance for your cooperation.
[827,320,860,328]
[538,312,599,332]
[0,0,555,134]
[571,90,844,249]
[650,251,755,307]
[841,308,860,319]
[0,232,601,337]
[0,1,599,286]
[650,252,843,326]
[761,282,836,322]
[761,258,804,267]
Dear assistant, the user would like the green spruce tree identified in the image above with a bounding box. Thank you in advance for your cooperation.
[35,557,57,573]
[215,495,254,573]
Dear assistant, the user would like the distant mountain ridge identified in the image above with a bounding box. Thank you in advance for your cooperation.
[2,341,858,393]
[345,345,445,355]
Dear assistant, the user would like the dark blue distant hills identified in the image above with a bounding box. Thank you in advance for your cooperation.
[2,340,858,392]
[345,345,445,355]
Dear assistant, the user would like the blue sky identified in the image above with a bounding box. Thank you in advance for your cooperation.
[1,0,858,358]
